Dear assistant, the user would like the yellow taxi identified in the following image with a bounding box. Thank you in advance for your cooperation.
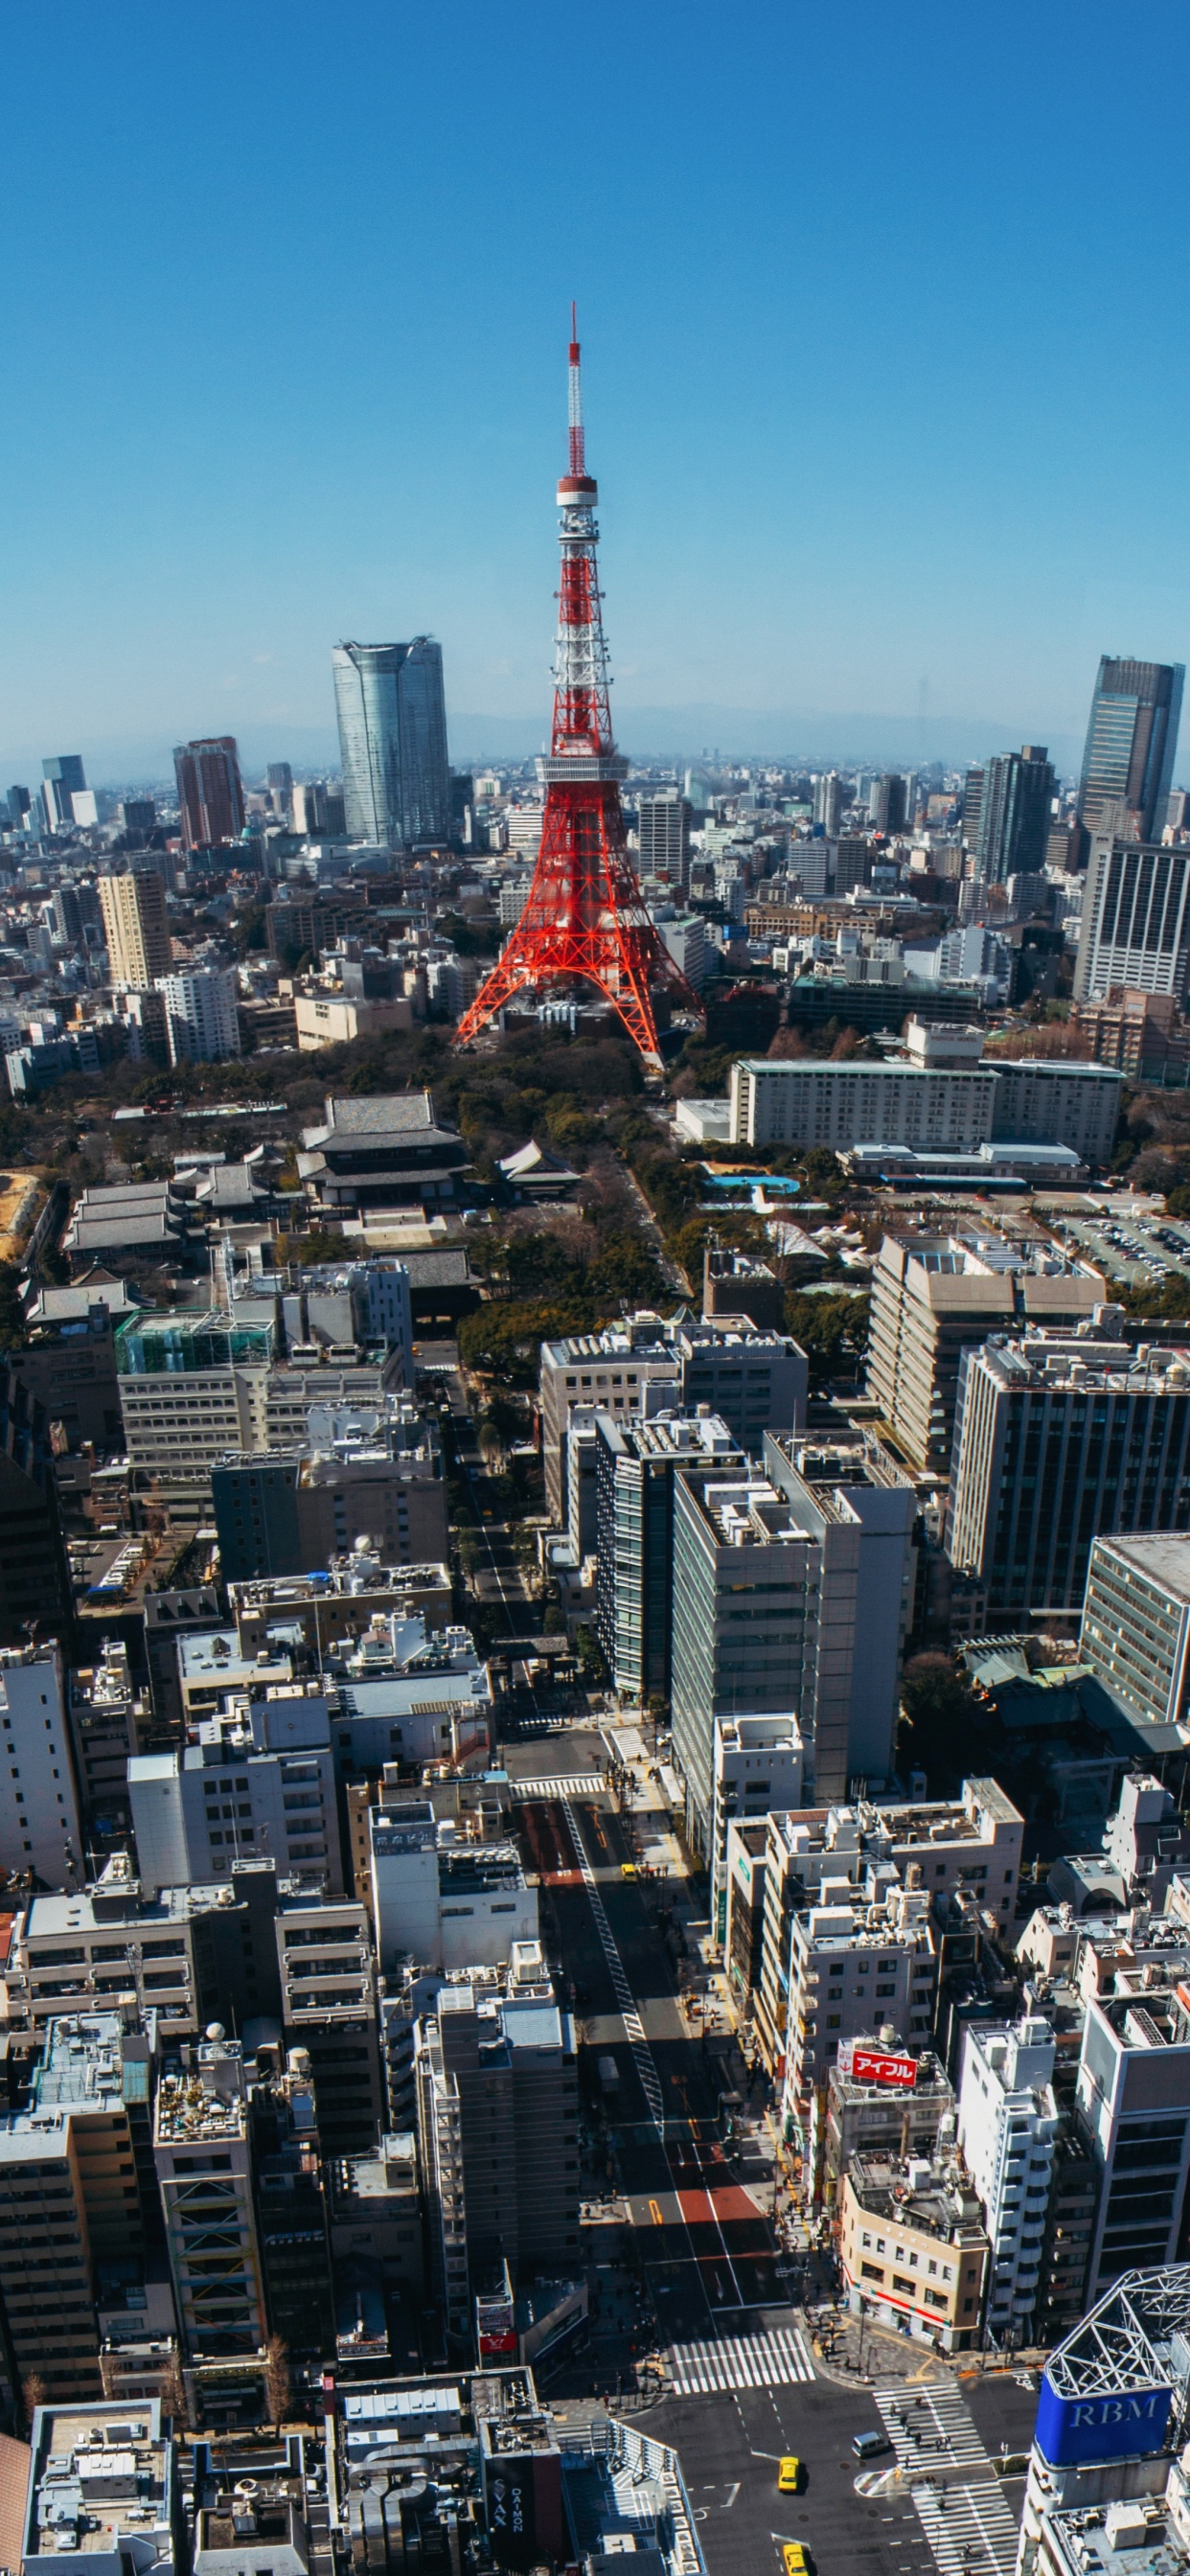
[782,2544,810,2576]
[778,2457,801,2494]
[620,1861,638,1879]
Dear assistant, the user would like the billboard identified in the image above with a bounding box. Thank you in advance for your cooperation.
[848,2045,917,2090]
[485,2451,537,2571]
[1035,2376,1174,2468]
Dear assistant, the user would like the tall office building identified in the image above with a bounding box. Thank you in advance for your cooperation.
[1077,656,1184,841]
[637,789,692,886]
[813,771,843,836]
[593,1409,743,1703]
[1073,833,1190,1003]
[867,1229,1106,1473]
[41,754,86,833]
[172,735,246,850]
[1080,1532,1190,1732]
[970,744,1055,884]
[266,760,293,820]
[869,772,906,833]
[155,965,240,1065]
[332,638,451,848]
[948,1326,1190,1618]
[0,1646,84,1886]
[99,867,172,988]
[670,1433,915,1838]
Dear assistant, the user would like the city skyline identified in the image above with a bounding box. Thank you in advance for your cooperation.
[2,3,1190,773]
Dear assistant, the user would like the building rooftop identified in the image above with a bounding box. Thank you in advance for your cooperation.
[847,2150,987,2243]
[302,1091,438,1143]
[155,2057,246,2145]
[970,1329,1190,1393]
[24,2404,171,2562]
[1092,1531,1190,1604]
[34,2012,149,2112]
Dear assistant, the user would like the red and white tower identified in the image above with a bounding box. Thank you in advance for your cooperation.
[455,312,702,1067]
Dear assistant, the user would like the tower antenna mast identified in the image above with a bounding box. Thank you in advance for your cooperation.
[455,312,702,1066]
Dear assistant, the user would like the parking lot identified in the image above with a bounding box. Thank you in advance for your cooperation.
[1057,1208,1190,1288]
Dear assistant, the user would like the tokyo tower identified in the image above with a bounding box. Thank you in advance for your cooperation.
[454,311,703,1068]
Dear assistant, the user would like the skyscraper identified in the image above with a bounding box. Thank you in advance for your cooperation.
[172,735,246,850]
[1073,834,1190,1003]
[637,788,692,886]
[99,866,172,988]
[970,744,1055,883]
[1077,656,1184,841]
[41,754,86,833]
[332,638,451,848]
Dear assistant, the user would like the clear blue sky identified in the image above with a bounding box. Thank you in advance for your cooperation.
[3,0,1190,778]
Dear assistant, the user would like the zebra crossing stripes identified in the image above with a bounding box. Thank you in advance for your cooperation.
[874,2384,990,2469]
[561,1798,665,2124]
[668,2328,815,2394]
[910,2480,1019,2576]
[510,1773,605,1800]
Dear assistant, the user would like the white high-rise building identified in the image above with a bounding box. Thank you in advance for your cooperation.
[957,2012,1060,2348]
[155,965,240,1066]
[0,1645,84,1886]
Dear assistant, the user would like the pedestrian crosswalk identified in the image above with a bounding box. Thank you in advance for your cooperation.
[562,1798,666,2124]
[510,1773,606,1800]
[910,2479,1019,2576]
[875,2383,989,2469]
[668,2328,815,2394]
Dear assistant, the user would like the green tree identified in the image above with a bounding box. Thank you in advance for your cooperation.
[784,1290,869,1386]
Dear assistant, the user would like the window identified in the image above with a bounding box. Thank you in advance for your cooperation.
[860,2261,883,2283]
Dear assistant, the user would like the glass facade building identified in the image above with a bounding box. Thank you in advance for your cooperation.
[332,638,450,849]
[972,744,1055,883]
[1077,656,1184,841]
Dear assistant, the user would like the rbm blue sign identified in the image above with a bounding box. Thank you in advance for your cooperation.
[1035,2377,1174,2467]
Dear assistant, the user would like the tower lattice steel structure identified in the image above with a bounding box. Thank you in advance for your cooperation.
[455,312,702,1067]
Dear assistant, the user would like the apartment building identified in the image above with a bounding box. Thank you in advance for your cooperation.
[866,1230,1105,1474]
[948,1327,1190,1617]
[212,1434,447,1581]
[415,1957,580,2340]
[839,2149,988,2352]
[957,2013,1061,2348]
[274,1888,383,2153]
[127,1693,344,1893]
[0,1644,85,1887]
[783,1882,937,2125]
[753,1780,1023,2082]
[1080,1532,1190,1732]
[0,2111,103,2398]
[153,2034,267,2358]
[710,1714,803,1949]
[370,1801,538,1975]
[9,1852,285,2041]
[730,1052,996,1153]
[732,1029,1122,1162]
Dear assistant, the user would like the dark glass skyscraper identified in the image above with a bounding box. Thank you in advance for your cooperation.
[332,637,450,849]
[1078,656,1184,841]
[970,743,1055,883]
